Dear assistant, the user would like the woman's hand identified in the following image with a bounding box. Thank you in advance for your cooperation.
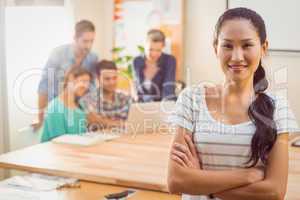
[87,112,100,124]
[171,133,202,169]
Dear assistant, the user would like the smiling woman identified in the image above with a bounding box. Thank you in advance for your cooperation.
[214,13,268,88]
[168,7,299,200]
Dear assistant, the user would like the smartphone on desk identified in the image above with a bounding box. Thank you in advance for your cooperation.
[292,138,300,147]
[104,189,136,200]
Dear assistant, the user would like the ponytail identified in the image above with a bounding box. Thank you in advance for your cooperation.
[246,61,277,167]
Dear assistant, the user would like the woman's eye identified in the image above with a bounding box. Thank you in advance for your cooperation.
[222,44,231,49]
[222,44,232,49]
[243,43,253,48]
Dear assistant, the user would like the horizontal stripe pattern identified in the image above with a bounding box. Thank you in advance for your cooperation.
[196,142,251,155]
[174,85,299,200]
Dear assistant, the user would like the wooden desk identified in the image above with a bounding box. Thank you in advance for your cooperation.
[287,146,300,200]
[0,133,173,192]
[0,133,300,199]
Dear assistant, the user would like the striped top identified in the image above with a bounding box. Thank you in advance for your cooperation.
[171,84,299,200]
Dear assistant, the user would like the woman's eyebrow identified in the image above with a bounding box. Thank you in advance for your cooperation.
[222,38,254,42]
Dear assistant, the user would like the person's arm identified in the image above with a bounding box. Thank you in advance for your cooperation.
[132,57,149,101]
[162,55,176,100]
[132,57,143,88]
[36,94,48,128]
[214,133,289,200]
[118,95,131,120]
[34,49,60,131]
[167,126,264,195]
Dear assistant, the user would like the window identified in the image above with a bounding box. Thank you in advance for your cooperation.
[5,5,73,150]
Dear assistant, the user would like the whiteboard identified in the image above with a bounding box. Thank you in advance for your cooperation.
[228,0,300,52]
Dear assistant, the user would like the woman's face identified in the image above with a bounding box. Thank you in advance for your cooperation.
[72,74,91,97]
[145,40,164,62]
[214,19,268,84]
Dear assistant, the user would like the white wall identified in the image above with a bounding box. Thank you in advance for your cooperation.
[265,52,300,124]
[184,0,300,125]
[183,0,225,85]
[5,6,73,151]
[0,0,9,179]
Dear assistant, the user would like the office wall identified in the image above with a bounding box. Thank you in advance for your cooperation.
[183,0,225,84]
[5,6,75,152]
[0,0,9,179]
[264,52,300,125]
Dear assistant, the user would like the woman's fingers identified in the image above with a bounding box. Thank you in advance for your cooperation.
[173,142,193,161]
[171,148,192,167]
[184,134,198,157]
[184,134,203,169]
[171,154,187,167]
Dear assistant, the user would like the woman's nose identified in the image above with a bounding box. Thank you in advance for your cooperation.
[231,47,244,61]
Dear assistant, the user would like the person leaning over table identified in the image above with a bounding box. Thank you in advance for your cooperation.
[167,7,299,200]
[41,67,92,142]
[34,19,98,131]
[132,29,176,102]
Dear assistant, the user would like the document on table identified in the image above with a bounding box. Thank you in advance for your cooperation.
[51,132,120,146]
[0,173,79,200]
[0,173,78,191]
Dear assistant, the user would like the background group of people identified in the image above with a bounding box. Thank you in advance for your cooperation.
[35,20,177,142]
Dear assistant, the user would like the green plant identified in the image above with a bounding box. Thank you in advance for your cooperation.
[111,45,145,79]
[137,45,145,54]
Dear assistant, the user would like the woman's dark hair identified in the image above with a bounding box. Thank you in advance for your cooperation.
[214,7,277,167]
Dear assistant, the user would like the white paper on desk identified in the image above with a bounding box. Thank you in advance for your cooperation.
[30,173,78,185]
[0,187,40,200]
[51,132,120,146]
[0,173,78,191]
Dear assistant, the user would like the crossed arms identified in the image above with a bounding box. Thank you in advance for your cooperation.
[167,126,289,200]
